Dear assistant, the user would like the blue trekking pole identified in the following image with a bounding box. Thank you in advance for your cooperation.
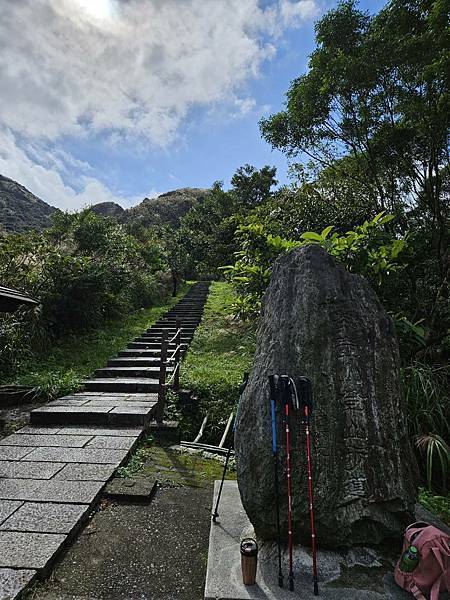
[269,375,283,587]
[212,373,249,523]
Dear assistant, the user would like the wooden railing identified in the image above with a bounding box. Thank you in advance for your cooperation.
[155,319,183,423]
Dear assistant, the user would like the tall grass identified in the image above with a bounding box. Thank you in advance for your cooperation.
[179,281,256,442]
[402,362,449,439]
[403,362,449,493]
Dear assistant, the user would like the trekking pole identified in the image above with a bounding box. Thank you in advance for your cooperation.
[268,375,283,587]
[212,373,249,523]
[279,375,296,591]
[212,444,232,523]
[298,376,319,596]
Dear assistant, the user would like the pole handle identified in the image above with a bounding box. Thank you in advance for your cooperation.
[297,376,313,411]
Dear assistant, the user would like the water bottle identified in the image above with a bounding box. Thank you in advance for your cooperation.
[240,538,258,585]
[399,545,419,572]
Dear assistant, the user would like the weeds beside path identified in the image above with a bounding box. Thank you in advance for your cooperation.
[178,281,256,442]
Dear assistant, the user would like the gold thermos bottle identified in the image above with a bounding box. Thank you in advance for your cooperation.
[240,538,258,585]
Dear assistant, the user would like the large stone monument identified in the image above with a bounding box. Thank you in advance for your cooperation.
[235,245,418,548]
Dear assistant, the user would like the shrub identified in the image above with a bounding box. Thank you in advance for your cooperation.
[0,210,170,376]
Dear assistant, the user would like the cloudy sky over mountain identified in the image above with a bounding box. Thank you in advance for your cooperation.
[0,0,384,209]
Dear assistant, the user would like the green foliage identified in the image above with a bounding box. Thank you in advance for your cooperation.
[174,182,240,277]
[419,488,450,526]
[260,0,449,365]
[27,370,82,403]
[416,434,449,494]
[116,436,154,478]
[403,361,449,441]
[0,210,171,376]
[260,0,449,220]
[230,164,278,208]
[223,213,405,319]
[173,166,278,278]
[0,283,188,397]
[179,282,256,441]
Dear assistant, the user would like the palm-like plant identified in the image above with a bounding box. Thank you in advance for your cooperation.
[416,434,449,493]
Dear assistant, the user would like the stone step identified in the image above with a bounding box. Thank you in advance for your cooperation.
[94,367,167,378]
[30,398,157,426]
[140,330,194,337]
[155,318,200,324]
[166,304,204,308]
[127,341,188,350]
[135,335,192,343]
[164,312,203,317]
[155,322,199,328]
[146,326,196,333]
[107,358,162,367]
[83,378,160,393]
[117,349,162,358]
[166,305,204,310]
[159,312,201,316]
[172,300,205,309]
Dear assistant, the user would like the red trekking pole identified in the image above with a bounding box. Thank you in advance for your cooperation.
[298,376,319,596]
[279,375,298,591]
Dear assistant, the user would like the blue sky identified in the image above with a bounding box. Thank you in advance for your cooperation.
[0,0,387,209]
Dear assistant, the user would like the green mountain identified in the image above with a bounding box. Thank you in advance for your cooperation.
[0,174,208,233]
[0,174,57,233]
[89,202,125,219]
[123,188,209,228]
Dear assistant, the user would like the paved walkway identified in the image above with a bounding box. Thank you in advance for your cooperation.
[0,283,210,599]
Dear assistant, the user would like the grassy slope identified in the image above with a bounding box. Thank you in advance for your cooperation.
[179,281,256,442]
[1,284,190,400]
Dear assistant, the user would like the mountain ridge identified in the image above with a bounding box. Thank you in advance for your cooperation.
[0,174,57,233]
[0,174,209,233]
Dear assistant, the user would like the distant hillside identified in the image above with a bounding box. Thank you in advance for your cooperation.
[89,202,125,219]
[1,174,209,234]
[124,188,209,228]
[0,174,57,233]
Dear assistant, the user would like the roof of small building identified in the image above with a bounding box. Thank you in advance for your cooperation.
[0,285,38,312]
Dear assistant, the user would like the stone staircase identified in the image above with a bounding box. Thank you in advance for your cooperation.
[0,282,210,598]
[29,282,210,427]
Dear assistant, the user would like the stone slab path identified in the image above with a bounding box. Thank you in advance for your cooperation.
[0,283,210,599]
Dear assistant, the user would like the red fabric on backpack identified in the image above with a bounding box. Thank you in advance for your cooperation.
[394,521,450,600]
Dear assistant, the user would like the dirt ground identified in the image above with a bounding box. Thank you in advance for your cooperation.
[0,400,44,439]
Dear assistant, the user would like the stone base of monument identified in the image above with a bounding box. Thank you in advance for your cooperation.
[205,481,419,600]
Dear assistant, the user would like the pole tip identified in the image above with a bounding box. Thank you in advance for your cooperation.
[212,513,218,523]
[314,581,319,595]
[278,576,283,587]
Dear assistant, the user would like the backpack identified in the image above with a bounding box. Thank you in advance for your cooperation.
[394,521,450,600]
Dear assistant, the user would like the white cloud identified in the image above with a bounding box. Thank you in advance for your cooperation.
[0,0,319,209]
[280,0,320,25]
[0,0,318,146]
[233,97,258,117]
[0,128,143,209]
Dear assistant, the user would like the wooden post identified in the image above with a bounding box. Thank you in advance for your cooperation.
[174,318,181,391]
[156,330,168,423]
